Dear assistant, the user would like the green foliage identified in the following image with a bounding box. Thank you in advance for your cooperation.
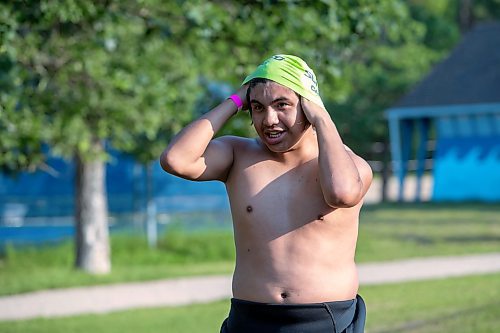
[1,0,200,167]
[183,0,428,103]
[329,42,443,152]
[0,0,442,170]
[2,0,500,167]
[408,0,461,50]
[473,0,500,20]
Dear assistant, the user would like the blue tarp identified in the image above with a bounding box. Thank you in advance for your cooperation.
[0,151,230,220]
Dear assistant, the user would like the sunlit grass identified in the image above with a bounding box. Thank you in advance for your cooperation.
[0,231,235,296]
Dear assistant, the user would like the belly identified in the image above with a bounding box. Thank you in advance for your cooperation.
[231,226,359,304]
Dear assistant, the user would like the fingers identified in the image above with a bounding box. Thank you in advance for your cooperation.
[300,95,313,117]
[300,95,329,127]
[237,84,249,111]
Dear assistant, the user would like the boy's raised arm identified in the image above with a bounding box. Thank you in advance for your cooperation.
[301,97,373,208]
[160,85,248,182]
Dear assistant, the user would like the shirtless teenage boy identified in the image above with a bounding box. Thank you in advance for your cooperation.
[160,55,372,333]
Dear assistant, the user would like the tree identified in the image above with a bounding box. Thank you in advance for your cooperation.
[174,0,437,147]
[1,1,199,273]
[1,0,448,273]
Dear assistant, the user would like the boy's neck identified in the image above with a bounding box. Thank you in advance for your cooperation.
[264,127,318,165]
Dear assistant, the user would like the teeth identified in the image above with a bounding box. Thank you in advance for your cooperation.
[268,132,281,138]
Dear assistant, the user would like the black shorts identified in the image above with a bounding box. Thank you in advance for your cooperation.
[220,294,366,333]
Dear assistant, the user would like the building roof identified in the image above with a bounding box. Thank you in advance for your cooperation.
[395,21,500,109]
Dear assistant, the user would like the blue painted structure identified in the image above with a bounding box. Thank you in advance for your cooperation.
[0,150,231,247]
[0,151,229,221]
[386,23,500,202]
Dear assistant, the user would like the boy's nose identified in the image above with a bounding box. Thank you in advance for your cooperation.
[263,109,279,126]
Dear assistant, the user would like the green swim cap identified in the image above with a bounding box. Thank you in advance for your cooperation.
[242,54,325,109]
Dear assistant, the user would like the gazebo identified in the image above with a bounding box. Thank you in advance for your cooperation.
[386,22,500,202]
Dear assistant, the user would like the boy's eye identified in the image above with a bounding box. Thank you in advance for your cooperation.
[251,104,263,112]
[277,102,289,109]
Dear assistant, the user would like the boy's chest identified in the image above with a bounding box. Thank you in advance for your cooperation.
[239,157,318,192]
[227,158,330,217]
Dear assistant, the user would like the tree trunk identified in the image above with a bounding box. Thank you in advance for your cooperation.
[74,140,111,274]
[459,0,474,33]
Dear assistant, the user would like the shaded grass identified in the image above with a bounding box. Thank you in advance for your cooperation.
[0,202,498,296]
[357,202,500,262]
[1,273,499,333]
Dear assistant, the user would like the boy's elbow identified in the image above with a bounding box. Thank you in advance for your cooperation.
[323,182,363,208]
[160,149,181,175]
[325,160,373,208]
[160,149,202,180]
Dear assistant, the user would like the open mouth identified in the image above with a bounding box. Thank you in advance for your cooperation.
[264,130,285,144]
[267,131,283,139]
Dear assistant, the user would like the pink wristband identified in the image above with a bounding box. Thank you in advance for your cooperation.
[228,94,243,109]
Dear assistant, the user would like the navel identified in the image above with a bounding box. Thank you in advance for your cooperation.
[246,205,253,213]
[280,292,288,299]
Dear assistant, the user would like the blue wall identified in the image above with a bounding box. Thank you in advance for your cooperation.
[0,152,229,221]
[433,114,500,201]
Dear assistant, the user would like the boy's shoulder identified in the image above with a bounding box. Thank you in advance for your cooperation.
[217,135,270,162]
[217,135,261,150]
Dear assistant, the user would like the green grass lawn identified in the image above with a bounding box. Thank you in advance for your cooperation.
[0,202,498,296]
[1,273,499,333]
[361,273,500,333]
[357,202,500,262]
[0,231,236,296]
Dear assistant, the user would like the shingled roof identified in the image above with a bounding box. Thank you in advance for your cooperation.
[395,21,500,108]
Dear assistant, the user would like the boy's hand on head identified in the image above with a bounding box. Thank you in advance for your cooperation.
[236,84,249,111]
[300,96,328,126]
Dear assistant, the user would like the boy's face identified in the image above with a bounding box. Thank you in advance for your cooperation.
[249,81,309,153]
